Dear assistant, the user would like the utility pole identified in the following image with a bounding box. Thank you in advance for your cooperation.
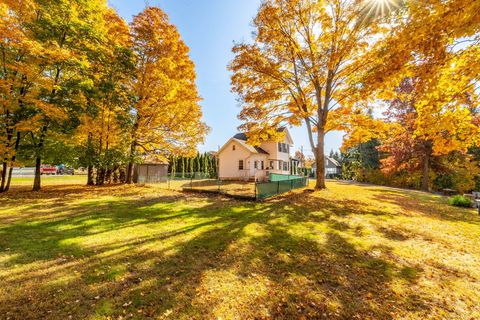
[300,145,305,175]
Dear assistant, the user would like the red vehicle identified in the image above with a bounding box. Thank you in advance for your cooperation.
[40,165,57,175]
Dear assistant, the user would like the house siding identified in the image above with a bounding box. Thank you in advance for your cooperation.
[248,154,269,181]
[218,140,269,180]
[218,129,295,181]
[218,140,251,180]
[260,141,290,174]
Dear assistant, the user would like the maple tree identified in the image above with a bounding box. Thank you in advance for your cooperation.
[126,7,208,184]
[230,0,388,189]
[75,8,134,186]
[377,77,479,191]
[354,0,480,191]
[0,0,44,192]
[378,78,438,191]
[24,0,110,191]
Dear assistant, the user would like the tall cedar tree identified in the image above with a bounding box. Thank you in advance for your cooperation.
[229,0,386,189]
[126,7,208,183]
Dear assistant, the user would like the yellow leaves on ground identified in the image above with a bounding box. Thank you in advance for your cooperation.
[1,182,479,318]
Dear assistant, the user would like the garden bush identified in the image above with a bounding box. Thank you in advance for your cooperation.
[448,195,472,208]
[433,174,454,190]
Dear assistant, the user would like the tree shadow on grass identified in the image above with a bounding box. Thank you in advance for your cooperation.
[372,192,480,225]
[0,189,432,319]
[332,180,479,224]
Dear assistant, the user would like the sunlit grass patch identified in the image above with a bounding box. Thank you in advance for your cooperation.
[10,175,88,187]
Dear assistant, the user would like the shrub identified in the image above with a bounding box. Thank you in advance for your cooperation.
[433,174,454,190]
[449,195,472,208]
[475,175,480,192]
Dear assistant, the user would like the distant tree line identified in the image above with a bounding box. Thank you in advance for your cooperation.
[339,137,480,194]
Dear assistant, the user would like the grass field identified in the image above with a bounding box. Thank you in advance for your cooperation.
[9,176,257,197]
[0,181,479,319]
[9,175,87,187]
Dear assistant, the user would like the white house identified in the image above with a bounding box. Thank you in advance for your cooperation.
[217,128,294,181]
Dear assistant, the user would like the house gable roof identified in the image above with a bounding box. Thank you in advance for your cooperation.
[217,138,269,156]
[218,127,294,157]
[327,156,341,167]
[277,127,294,145]
[233,128,293,145]
[233,133,248,141]
[312,156,341,169]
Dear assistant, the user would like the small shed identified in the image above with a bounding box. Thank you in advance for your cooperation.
[133,161,169,184]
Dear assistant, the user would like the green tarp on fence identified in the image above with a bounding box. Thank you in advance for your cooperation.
[256,174,308,199]
[269,173,304,182]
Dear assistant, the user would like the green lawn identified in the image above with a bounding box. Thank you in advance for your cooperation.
[0,182,479,319]
[9,175,87,186]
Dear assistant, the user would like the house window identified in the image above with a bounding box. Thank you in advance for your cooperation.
[283,161,288,171]
[278,143,289,153]
[261,161,264,170]
[232,145,236,151]
[254,161,258,169]
[239,160,244,170]
[269,161,274,169]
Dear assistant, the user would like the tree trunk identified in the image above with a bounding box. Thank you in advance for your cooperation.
[0,162,7,192]
[96,167,105,186]
[119,168,126,183]
[32,156,42,191]
[5,166,14,192]
[421,152,430,192]
[113,167,119,184]
[421,141,432,192]
[126,162,134,184]
[32,125,48,192]
[86,133,95,186]
[126,118,139,184]
[105,168,112,184]
[315,129,326,189]
[4,132,21,192]
[126,141,136,184]
[87,165,94,186]
[0,130,13,192]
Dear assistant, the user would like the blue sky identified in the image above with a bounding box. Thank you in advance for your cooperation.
[108,0,343,156]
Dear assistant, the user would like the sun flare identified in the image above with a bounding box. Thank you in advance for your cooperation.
[363,0,402,18]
